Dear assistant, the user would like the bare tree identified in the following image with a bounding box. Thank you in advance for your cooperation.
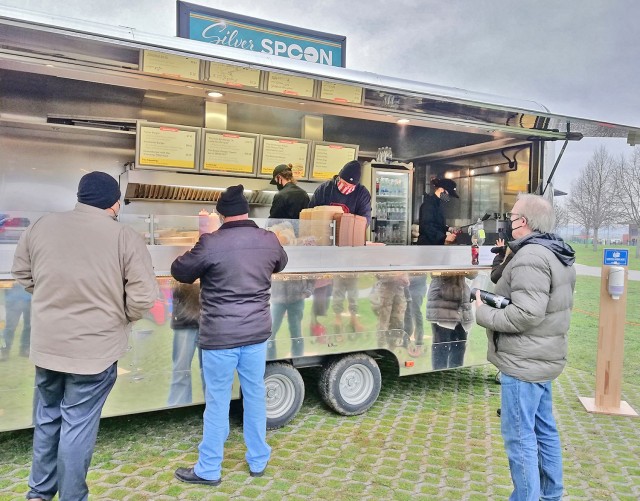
[613,146,640,258]
[554,199,570,235]
[567,146,620,251]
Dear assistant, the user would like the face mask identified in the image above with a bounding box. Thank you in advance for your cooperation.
[439,191,450,203]
[505,218,525,241]
[276,180,285,191]
[337,178,356,195]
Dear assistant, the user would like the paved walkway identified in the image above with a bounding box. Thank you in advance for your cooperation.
[575,263,640,281]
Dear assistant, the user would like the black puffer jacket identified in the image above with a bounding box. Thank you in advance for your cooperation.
[269,183,310,219]
[171,220,288,350]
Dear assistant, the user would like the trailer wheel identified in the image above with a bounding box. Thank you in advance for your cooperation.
[265,363,305,430]
[319,354,381,416]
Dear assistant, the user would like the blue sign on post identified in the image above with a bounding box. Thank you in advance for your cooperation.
[177,2,346,67]
[603,248,629,266]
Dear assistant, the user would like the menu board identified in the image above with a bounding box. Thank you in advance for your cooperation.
[201,129,257,176]
[141,50,201,80]
[320,82,363,104]
[208,62,261,89]
[311,142,359,180]
[260,137,310,178]
[136,122,199,171]
[267,73,315,97]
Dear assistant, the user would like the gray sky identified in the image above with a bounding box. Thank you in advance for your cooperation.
[2,0,639,192]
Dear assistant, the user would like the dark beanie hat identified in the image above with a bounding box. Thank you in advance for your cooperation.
[338,160,362,184]
[217,184,249,216]
[77,171,121,209]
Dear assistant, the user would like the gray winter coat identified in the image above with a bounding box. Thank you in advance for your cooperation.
[171,220,288,350]
[475,233,576,382]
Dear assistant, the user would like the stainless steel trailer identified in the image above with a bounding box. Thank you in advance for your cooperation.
[1,6,639,432]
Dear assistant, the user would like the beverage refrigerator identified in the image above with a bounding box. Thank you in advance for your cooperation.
[366,162,413,245]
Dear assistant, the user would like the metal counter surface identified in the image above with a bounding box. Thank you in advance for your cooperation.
[1,244,494,279]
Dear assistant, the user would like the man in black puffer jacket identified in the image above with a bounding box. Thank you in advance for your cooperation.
[171,185,288,487]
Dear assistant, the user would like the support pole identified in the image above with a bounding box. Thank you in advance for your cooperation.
[579,265,638,416]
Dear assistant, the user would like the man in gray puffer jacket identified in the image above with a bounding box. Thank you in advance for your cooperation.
[475,193,575,501]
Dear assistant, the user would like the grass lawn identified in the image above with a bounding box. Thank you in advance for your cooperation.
[568,276,640,380]
[569,243,640,271]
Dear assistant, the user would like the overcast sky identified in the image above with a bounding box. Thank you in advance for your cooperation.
[2,0,639,193]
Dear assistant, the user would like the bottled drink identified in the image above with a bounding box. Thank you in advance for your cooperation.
[471,244,479,265]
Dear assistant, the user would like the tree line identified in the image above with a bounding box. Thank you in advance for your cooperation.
[556,145,640,257]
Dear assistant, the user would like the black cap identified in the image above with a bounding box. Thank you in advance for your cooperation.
[270,164,291,185]
[338,160,362,184]
[77,171,121,209]
[433,178,459,198]
[217,184,249,216]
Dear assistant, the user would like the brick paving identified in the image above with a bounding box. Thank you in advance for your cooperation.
[0,363,639,500]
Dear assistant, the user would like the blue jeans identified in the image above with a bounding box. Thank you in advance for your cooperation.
[270,300,305,358]
[167,328,204,406]
[195,341,270,481]
[27,363,117,501]
[500,373,563,501]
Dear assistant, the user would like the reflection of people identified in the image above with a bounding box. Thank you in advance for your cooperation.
[475,194,576,501]
[269,277,313,358]
[403,275,428,346]
[11,171,158,501]
[168,282,204,406]
[172,185,288,486]
[310,278,332,342]
[268,163,311,359]
[417,178,459,246]
[370,273,409,348]
[1,282,32,360]
[309,161,371,333]
[269,163,310,219]
[426,275,473,369]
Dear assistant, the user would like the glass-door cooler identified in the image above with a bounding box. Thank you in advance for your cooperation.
[369,163,413,245]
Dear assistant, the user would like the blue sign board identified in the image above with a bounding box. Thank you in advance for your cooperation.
[603,248,629,266]
[177,2,346,67]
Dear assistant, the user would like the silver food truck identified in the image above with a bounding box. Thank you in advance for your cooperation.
[1,5,639,432]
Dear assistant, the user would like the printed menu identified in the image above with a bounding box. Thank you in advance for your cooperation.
[260,138,309,178]
[202,131,257,174]
[141,50,201,80]
[208,62,261,89]
[267,73,314,97]
[138,124,199,170]
[312,143,358,180]
[320,82,363,104]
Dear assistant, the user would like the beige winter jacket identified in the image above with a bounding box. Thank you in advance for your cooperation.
[11,203,158,374]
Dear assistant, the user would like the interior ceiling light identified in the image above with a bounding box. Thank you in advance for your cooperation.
[207,91,224,98]
[397,118,410,125]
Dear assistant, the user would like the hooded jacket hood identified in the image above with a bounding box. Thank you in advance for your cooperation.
[509,232,575,266]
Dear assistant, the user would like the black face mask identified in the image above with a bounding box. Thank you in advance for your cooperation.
[276,181,285,191]
[439,191,450,203]
[505,218,524,241]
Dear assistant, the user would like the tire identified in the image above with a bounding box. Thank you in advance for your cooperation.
[265,363,305,430]
[318,353,381,416]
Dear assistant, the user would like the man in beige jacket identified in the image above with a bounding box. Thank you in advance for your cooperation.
[12,171,158,501]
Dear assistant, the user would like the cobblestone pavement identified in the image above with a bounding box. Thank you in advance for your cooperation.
[1,363,639,500]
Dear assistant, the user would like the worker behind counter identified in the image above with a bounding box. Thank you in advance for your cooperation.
[269,163,310,220]
[417,177,473,368]
[309,160,371,333]
[267,163,312,359]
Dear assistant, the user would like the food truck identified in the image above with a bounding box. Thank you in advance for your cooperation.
[1,5,639,432]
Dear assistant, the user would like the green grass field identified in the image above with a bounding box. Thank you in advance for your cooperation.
[569,243,640,271]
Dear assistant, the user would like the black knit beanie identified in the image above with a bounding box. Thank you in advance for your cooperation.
[217,184,249,216]
[338,160,362,184]
[77,171,121,209]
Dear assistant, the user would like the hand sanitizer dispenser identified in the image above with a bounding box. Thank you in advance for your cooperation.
[607,266,625,300]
